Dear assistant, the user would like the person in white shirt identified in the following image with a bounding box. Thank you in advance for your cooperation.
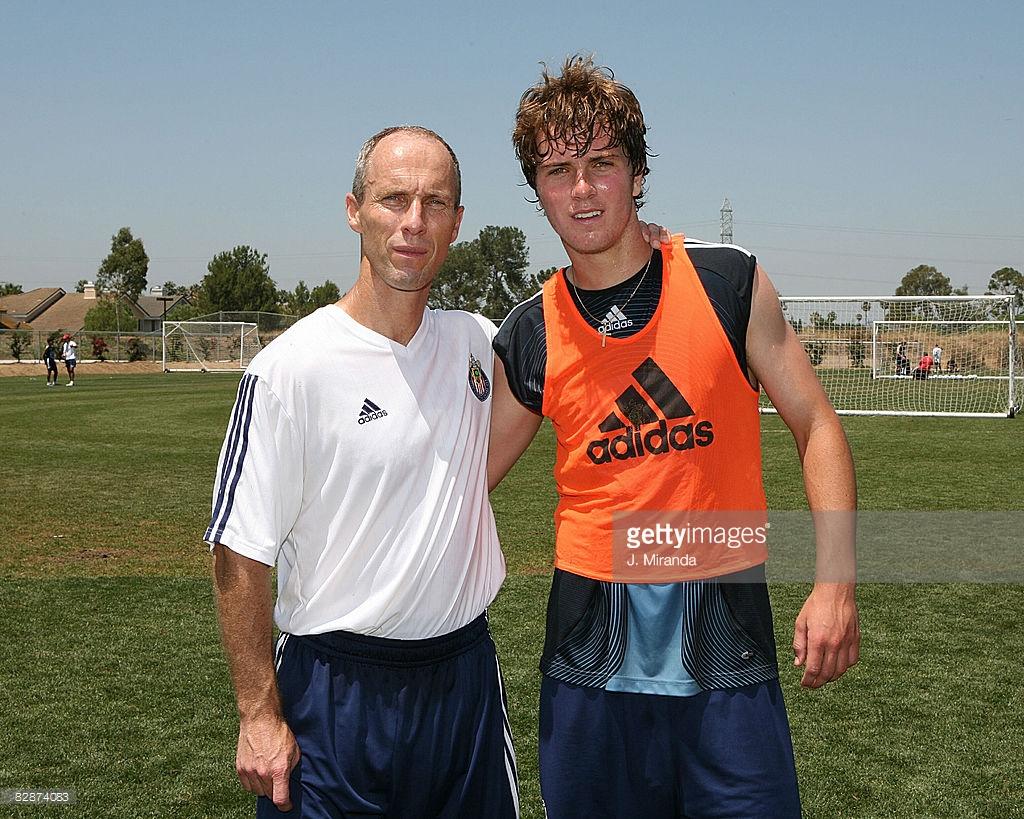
[208,127,518,818]
[61,334,77,386]
[932,344,943,372]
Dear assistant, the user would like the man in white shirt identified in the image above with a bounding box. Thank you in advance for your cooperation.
[932,344,943,372]
[61,334,77,386]
[208,127,518,818]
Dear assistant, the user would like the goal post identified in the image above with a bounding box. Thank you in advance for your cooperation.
[162,321,262,373]
[767,295,1021,418]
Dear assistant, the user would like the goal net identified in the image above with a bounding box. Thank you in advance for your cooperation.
[162,321,262,372]
[765,296,1020,417]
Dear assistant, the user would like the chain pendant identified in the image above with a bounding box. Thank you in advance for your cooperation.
[601,325,607,348]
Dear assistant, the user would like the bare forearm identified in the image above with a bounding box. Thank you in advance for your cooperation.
[212,545,282,720]
[798,415,857,584]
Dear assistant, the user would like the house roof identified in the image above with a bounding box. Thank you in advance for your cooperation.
[0,315,32,330]
[25,293,99,333]
[135,293,186,318]
[0,288,64,321]
[1,288,186,334]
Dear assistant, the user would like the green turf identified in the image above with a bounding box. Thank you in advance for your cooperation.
[1,373,1022,818]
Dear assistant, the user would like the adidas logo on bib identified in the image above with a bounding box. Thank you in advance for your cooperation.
[587,357,714,464]
[599,304,633,334]
[357,398,388,425]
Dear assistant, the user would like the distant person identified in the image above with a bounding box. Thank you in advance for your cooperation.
[894,341,910,376]
[913,352,933,380]
[43,339,59,386]
[61,334,77,386]
[946,356,959,374]
[932,344,943,372]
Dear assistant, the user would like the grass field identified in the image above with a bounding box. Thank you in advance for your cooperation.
[2,372,1023,818]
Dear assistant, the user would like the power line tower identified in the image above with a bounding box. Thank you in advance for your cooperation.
[720,197,733,244]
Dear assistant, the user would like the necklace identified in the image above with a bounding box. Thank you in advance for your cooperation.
[567,252,654,347]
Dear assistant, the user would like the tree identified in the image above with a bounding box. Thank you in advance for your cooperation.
[809,311,836,331]
[310,280,341,310]
[887,265,960,321]
[281,281,312,316]
[162,280,191,297]
[986,267,1024,316]
[83,298,138,332]
[75,280,88,293]
[278,280,338,317]
[95,227,148,336]
[477,226,531,318]
[429,226,547,317]
[199,246,278,313]
[96,227,149,303]
[895,265,952,297]
[164,300,205,322]
[429,241,488,311]
[0,282,23,297]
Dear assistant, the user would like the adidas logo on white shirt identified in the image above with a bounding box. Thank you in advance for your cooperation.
[357,398,388,425]
[599,305,633,334]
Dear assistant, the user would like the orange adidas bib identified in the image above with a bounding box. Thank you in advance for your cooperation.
[542,235,768,581]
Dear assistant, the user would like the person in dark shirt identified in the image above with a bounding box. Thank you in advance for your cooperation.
[487,55,859,819]
[895,341,910,375]
[43,339,59,385]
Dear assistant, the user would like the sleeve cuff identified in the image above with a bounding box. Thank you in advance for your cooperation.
[204,533,277,567]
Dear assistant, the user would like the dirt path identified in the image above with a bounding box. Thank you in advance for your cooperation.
[0,361,167,377]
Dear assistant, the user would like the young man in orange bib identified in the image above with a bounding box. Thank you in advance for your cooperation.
[489,56,860,818]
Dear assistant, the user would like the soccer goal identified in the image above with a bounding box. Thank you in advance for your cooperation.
[162,321,262,373]
[766,296,1020,418]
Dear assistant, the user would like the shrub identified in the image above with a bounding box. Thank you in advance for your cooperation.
[92,336,109,361]
[9,330,30,361]
[125,337,150,362]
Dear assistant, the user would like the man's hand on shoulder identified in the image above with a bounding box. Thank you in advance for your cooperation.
[639,221,672,249]
[793,582,860,688]
[236,713,301,811]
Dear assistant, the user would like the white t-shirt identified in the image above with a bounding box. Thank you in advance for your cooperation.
[932,345,942,361]
[62,341,77,361]
[204,304,506,639]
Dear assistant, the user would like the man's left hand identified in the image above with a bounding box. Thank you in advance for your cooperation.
[639,222,671,248]
[793,583,860,688]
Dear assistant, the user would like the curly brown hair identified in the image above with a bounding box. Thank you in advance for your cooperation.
[513,54,652,210]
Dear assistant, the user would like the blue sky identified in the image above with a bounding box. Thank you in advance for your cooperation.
[2,0,1021,298]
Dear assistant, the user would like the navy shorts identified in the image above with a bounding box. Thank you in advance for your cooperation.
[539,677,800,819]
[259,614,520,818]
